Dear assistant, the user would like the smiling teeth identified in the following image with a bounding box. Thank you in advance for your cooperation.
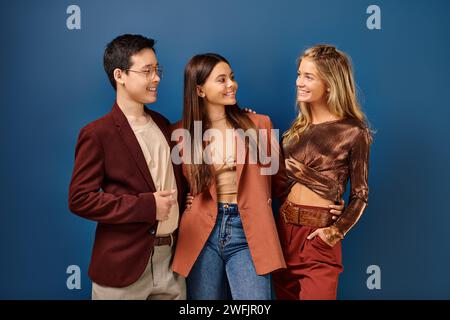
[148,88,157,91]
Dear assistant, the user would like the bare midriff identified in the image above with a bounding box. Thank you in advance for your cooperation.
[286,182,333,207]
[217,193,238,204]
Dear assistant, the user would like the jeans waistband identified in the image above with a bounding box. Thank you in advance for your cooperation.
[218,202,239,215]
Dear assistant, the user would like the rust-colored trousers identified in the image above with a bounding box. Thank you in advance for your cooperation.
[273,210,344,300]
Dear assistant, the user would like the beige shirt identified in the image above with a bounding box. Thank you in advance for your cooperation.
[129,116,179,236]
[211,132,238,203]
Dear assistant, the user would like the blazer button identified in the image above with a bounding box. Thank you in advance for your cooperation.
[267,198,272,205]
[148,228,156,235]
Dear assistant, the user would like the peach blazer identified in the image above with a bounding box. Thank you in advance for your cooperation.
[172,113,286,277]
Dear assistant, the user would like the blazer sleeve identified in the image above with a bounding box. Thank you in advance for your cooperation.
[68,126,157,225]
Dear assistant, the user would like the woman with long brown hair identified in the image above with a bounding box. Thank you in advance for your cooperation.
[273,44,372,300]
[171,53,285,299]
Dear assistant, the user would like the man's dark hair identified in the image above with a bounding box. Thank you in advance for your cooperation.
[103,34,156,90]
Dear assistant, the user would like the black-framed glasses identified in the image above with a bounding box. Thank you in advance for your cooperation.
[124,66,163,80]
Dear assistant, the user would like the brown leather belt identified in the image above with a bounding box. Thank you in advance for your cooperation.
[280,200,333,228]
[154,233,177,246]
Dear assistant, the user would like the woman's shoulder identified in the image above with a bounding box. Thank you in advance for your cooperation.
[336,118,370,134]
[340,118,372,145]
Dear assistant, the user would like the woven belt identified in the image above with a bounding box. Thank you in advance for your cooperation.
[154,233,177,246]
[280,200,333,228]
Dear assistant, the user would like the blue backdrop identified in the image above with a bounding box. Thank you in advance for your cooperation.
[1,0,449,299]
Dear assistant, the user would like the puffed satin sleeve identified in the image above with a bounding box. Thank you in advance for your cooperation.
[331,128,371,238]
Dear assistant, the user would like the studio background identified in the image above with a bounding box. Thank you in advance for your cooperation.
[1,0,449,299]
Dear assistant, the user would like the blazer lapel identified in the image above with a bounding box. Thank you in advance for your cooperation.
[235,130,248,194]
[111,102,156,192]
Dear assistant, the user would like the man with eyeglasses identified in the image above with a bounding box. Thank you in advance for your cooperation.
[68,34,186,299]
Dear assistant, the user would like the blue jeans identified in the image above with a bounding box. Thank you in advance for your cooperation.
[187,203,272,300]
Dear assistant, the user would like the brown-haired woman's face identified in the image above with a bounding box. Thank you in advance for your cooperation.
[296,58,328,104]
[198,62,238,108]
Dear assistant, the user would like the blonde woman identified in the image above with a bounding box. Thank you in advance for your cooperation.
[273,45,372,300]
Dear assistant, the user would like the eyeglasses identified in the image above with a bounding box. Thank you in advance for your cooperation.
[124,66,163,80]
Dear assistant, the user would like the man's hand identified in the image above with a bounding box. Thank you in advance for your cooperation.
[154,189,176,221]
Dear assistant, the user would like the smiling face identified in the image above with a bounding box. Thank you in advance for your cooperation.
[296,58,328,104]
[116,48,160,105]
[198,61,238,108]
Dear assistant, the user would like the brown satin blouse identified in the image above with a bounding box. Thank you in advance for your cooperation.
[282,118,371,239]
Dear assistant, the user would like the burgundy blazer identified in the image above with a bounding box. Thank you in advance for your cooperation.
[68,102,184,287]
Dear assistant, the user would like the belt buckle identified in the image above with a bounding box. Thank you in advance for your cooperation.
[288,203,300,225]
[288,203,298,225]
[169,233,174,246]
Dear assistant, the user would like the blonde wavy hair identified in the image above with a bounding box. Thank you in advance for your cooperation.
[284,44,368,142]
